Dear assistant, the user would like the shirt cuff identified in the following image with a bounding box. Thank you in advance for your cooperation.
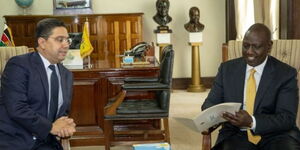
[250,115,257,131]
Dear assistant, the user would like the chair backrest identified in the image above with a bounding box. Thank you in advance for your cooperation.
[298,72,300,128]
[0,46,29,74]
[226,40,300,70]
[224,39,300,128]
[159,45,174,87]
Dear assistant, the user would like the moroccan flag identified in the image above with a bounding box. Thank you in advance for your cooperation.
[0,24,15,47]
[80,21,94,58]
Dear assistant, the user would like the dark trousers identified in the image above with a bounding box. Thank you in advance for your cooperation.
[31,135,63,150]
[214,131,300,150]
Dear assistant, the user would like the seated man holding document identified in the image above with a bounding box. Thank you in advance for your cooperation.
[202,23,300,150]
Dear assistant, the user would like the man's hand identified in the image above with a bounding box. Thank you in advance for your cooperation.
[50,116,76,138]
[222,110,253,128]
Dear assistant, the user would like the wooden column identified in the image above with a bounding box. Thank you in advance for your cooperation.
[187,42,206,92]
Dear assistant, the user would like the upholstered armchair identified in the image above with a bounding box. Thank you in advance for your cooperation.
[0,46,29,74]
[202,40,300,150]
[0,46,30,88]
[104,45,174,150]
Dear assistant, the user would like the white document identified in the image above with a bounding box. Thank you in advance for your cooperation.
[62,49,84,69]
[175,102,241,133]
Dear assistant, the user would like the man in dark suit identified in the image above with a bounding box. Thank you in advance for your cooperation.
[0,18,76,150]
[202,23,300,150]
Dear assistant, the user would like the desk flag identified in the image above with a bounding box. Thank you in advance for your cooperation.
[0,24,15,47]
[80,21,94,58]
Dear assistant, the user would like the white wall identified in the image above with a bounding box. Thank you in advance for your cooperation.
[0,0,225,77]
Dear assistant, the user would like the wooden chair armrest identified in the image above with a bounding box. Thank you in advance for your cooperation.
[28,47,35,52]
[104,90,127,115]
[61,138,70,150]
[222,43,228,62]
[201,123,221,135]
[201,123,221,150]
[124,77,159,83]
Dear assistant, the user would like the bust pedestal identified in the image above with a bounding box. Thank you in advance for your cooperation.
[155,30,172,62]
[187,32,206,92]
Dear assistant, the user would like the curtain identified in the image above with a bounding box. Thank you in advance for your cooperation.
[235,0,279,40]
[235,0,255,40]
[264,0,279,39]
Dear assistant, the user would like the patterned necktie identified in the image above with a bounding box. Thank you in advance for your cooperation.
[246,69,261,144]
[48,65,59,122]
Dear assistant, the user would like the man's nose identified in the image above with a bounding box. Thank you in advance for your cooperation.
[61,42,70,48]
[245,46,255,54]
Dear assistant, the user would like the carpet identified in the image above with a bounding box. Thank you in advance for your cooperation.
[71,90,218,150]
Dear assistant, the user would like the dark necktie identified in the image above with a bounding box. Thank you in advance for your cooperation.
[48,65,59,122]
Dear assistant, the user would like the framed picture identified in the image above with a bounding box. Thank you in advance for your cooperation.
[53,0,93,15]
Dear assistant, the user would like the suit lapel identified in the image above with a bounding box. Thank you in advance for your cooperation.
[57,64,68,116]
[234,58,247,104]
[254,57,275,112]
[32,52,49,105]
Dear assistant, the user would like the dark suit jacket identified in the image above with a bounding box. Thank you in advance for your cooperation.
[202,56,300,147]
[0,52,73,150]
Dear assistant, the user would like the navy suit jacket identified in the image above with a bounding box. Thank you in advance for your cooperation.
[202,56,300,147]
[0,52,73,150]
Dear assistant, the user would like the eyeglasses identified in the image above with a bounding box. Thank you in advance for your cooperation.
[47,36,72,45]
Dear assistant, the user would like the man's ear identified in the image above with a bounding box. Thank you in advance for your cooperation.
[267,40,273,53]
[38,37,46,49]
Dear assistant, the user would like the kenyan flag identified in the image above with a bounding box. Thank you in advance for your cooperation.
[0,24,15,47]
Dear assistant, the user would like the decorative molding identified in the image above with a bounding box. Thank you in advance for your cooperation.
[172,77,215,90]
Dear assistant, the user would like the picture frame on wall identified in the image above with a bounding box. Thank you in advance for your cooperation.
[53,0,93,15]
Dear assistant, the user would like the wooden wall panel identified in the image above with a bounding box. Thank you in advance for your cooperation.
[71,79,99,126]
[25,23,35,37]
[131,21,139,34]
[286,0,300,39]
[4,13,143,59]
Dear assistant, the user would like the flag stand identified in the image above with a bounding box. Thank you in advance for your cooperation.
[88,55,92,69]
[80,17,94,67]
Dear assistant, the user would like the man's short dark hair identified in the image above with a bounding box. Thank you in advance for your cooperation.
[246,23,272,41]
[35,18,67,48]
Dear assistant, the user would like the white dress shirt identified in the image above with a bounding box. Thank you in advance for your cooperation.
[38,53,64,116]
[242,56,268,131]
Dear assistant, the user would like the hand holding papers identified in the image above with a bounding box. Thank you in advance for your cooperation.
[175,102,241,133]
